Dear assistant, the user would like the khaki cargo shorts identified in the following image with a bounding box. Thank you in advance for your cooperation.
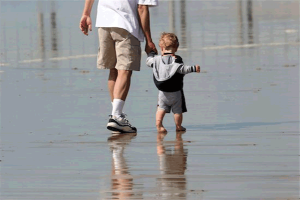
[97,27,141,71]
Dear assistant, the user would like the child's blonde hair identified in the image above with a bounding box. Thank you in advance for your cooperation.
[159,32,179,50]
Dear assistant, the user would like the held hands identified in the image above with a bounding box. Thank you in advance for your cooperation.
[79,15,92,36]
[196,65,200,73]
[145,41,157,54]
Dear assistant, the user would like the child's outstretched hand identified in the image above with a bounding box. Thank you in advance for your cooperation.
[196,65,200,73]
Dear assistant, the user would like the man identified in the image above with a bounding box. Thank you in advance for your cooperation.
[79,0,158,133]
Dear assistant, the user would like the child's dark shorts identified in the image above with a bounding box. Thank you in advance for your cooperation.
[157,90,187,114]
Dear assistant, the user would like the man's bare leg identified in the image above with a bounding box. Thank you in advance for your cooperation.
[108,69,137,132]
[108,68,118,102]
[156,108,167,133]
[110,69,132,118]
[113,70,132,101]
[174,113,186,131]
[108,69,132,115]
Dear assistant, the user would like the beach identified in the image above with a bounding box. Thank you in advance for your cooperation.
[0,0,299,199]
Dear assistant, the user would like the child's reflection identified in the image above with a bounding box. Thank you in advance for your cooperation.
[107,132,137,199]
[156,132,188,198]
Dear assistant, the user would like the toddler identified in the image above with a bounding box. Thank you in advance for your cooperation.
[146,32,200,132]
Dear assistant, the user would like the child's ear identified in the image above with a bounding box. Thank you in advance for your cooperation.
[159,47,164,54]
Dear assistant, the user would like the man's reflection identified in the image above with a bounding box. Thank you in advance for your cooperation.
[107,132,137,199]
[156,132,188,198]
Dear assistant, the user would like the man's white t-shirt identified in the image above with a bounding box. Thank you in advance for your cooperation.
[95,0,158,42]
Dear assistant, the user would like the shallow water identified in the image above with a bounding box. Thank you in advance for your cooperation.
[0,0,299,199]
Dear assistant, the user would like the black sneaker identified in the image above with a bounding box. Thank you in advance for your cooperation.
[107,114,137,133]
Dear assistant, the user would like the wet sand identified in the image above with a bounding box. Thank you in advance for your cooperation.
[0,0,299,199]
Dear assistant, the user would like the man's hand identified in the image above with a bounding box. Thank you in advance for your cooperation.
[145,41,157,54]
[196,65,200,73]
[79,15,92,36]
[137,5,157,54]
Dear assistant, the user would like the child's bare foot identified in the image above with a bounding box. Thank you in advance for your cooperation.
[157,125,167,133]
[176,126,186,132]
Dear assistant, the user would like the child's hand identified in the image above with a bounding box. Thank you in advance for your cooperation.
[196,65,200,73]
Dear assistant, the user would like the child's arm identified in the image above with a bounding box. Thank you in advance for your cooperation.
[174,55,200,74]
[177,64,200,74]
[146,51,157,68]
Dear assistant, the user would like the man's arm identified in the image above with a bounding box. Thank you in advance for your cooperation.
[137,5,157,54]
[79,0,95,36]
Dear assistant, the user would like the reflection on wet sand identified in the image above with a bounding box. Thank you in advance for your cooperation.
[168,0,175,33]
[247,0,254,44]
[50,1,58,56]
[237,0,254,45]
[37,2,45,61]
[168,0,186,49]
[237,0,244,45]
[180,0,187,49]
[107,132,137,199]
[37,1,59,61]
[156,132,188,198]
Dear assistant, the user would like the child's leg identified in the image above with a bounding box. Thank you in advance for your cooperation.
[156,108,167,133]
[174,113,186,131]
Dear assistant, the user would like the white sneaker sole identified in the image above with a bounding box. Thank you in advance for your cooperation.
[107,122,136,133]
